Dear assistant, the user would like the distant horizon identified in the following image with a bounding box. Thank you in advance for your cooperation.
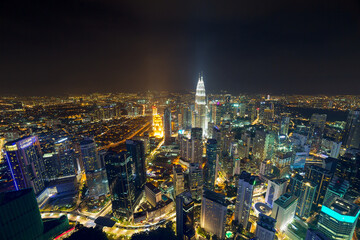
[1,1,360,96]
[1,90,359,97]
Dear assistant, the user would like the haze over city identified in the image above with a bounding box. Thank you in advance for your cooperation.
[1,0,360,95]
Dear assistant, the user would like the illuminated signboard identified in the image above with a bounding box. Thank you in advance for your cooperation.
[19,137,36,149]
[55,138,68,144]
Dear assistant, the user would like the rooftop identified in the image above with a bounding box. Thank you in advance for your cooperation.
[239,171,256,185]
[145,182,161,194]
[80,139,95,146]
[177,191,193,205]
[5,135,35,146]
[257,213,276,232]
[323,196,360,218]
[0,188,34,206]
[274,193,298,209]
[270,178,288,185]
[203,188,226,206]
[328,176,349,194]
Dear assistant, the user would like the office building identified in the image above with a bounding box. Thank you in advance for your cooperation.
[335,153,359,190]
[308,114,327,152]
[259,160,273,179]
[318,196,360,240]
[252,130,267,161]
[271,193,298,231]
[173,164,185,197]
[200,189,227,239]
[265,178,288,207]
[0,188,69,240]
[305,165,332,208]
[191,128,203,164]
[164,107,172,145]
[194,73,208,137]
[188,163,203,201]
[5,136,45,195]
[105,150,137,218]
[126,139,146,194]
[305,229,331,240]
[42,152,59,180]
[235,171,256,229]
[80,138,108,198]
[80,138,101,173]
[54,137,76,177]
[180,105,192,130]
[255,214,276,240]
[279,115,290,136]
[296,181,317,218]
[180,135,191,162]
[176,191,195,240]
[292,148,309,169]
[273,151,293,178]
[204,139,218,190]
[323,176,349,206]
[145,182,161,207]
[321,138,341,158]
[343,109,360,149]
[287,174,304,197]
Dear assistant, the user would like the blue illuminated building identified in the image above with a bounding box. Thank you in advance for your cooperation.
[5,136,45,195]
[317,196,360,240]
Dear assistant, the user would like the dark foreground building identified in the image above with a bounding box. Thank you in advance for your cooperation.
[0,188,70,240]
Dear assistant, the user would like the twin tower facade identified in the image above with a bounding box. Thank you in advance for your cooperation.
[194,73,208,137]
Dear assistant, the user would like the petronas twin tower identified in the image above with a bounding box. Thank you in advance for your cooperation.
[195,73,208,137]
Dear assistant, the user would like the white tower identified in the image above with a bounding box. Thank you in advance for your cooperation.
[195,73,207,136]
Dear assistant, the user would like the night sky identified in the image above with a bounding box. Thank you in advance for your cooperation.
[1,0,360,95]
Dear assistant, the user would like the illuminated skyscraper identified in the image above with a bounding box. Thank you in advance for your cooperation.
[80,138,108,198]
[204,139,218,190]
[255,214,276,240]
[279,115,290,136]
[343,109,360,149]
[54,137,76,177]
[191,128,203,164]
[152,106,163,138]
[323,176,349,204]
[105,150,137,219]
[195,73,207,137]
[176,191,195,240]
[265,178,288,207]
[173,164,185,197]
[5,136,45,195]
[288,173,304,197]
[305,165,332,208]
[188,163,203,201]
[235,171,256,229]
[296,181,317,218]
[317,197,360,240]
[200,189,227,239]
[126,139,146,196]
[42,152,59,180]
[308,114,327,152]
[271,193,298,231]
[164,107,172,145]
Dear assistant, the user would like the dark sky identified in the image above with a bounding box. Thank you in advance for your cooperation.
[1,0,360,95]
